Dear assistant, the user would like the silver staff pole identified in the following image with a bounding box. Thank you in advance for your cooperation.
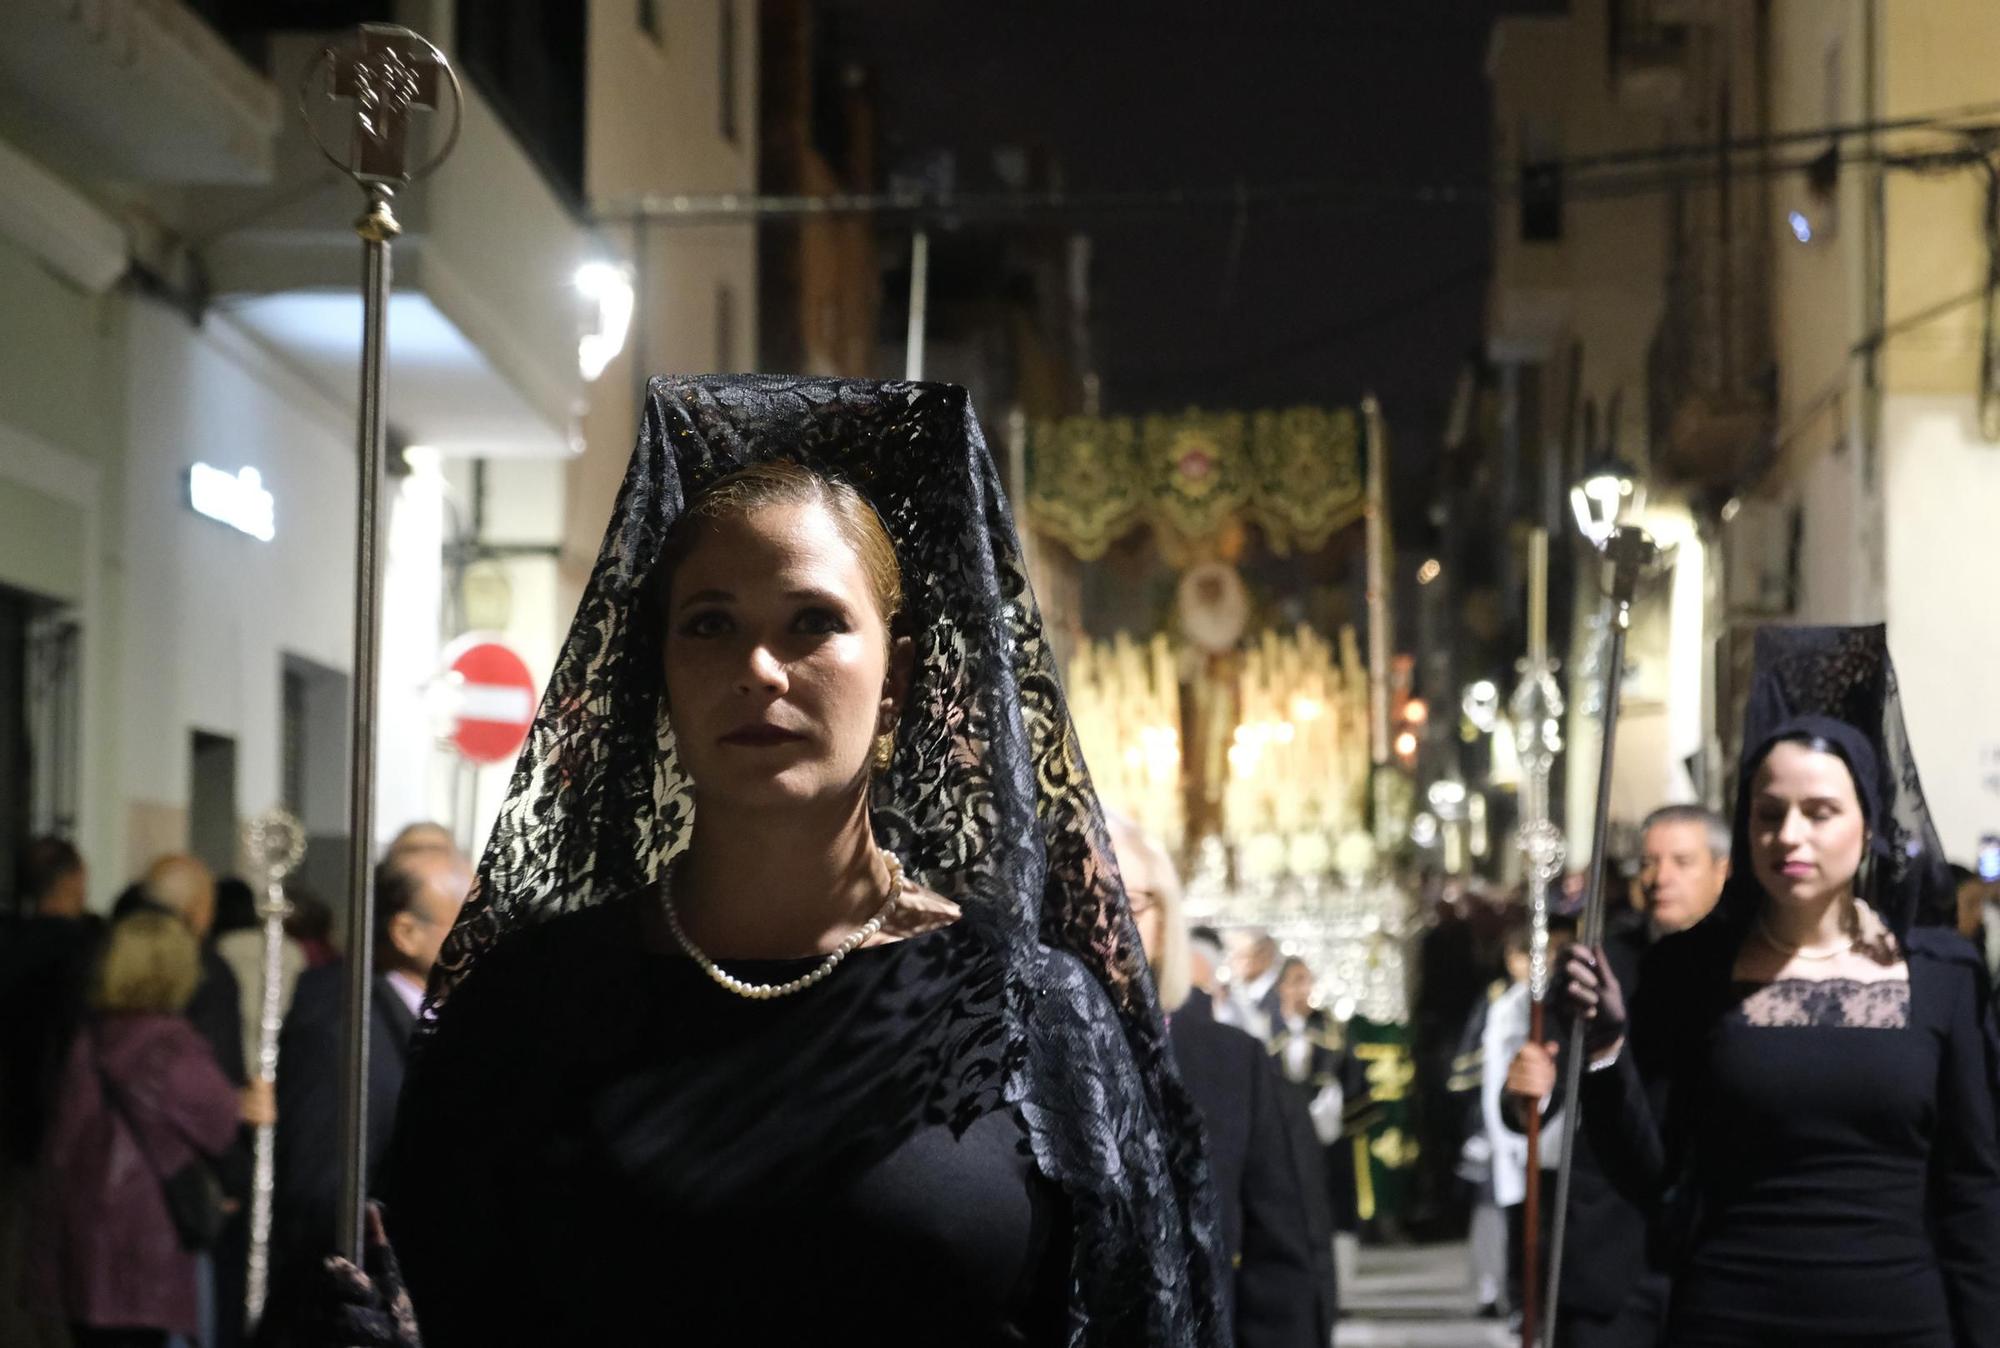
[1540,525,1658,1348]
[299,24,461,1263]
[1511,528,1565,1348]
[904,227,930,380]
[242,809,306,1328]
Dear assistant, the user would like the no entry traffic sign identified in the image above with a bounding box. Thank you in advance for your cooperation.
[443,635,537,765]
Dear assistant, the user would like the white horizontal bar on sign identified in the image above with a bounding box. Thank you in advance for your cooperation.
[459,684,534,724]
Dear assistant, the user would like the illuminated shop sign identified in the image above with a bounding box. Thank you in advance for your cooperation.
[188,463,276,542]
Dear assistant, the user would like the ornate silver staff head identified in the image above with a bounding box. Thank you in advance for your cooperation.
[300,24,463,189]
[1509,664,1565,783]
[1510,611,1567,1003]
[244,808,306,915]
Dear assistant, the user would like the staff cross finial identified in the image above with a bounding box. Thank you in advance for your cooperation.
[327,25,443,184]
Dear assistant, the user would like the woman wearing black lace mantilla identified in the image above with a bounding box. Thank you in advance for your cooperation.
[1564,626,2000,1347]
[328,377,1227,1346]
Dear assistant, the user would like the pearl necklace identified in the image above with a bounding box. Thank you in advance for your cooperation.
[662,851,905,1000]
[1756,916,1853,962]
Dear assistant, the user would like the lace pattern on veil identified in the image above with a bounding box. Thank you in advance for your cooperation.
[417,375,1225,1345]
[1723,624,1953,937]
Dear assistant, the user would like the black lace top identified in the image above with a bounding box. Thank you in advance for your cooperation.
[1585,926,2000,1345]
[381,897,1070,1346]
[1728,976,1911,1029]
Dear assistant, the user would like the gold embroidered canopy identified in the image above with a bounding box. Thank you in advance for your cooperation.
[1025,404,1365,561]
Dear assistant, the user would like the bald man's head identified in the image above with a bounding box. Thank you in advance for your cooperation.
[1230,928,1280,985]
[376,848,472,981]
[387,821,461,864]
[144,854,216,939]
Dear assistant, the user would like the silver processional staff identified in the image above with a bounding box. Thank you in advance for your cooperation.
[298,23,462,1266]
[242,807,306,1328]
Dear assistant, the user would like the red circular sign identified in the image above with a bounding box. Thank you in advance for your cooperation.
[445,637,537,765]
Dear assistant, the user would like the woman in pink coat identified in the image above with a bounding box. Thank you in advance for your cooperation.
[31,909,271,1348]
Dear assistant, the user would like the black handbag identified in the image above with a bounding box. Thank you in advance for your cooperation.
[155,1152,232,1251]
[93,1039,233,1251]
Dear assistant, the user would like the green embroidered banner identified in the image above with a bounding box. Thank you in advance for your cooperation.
[1348,1017,1417,1232]
[1027,405,1366,561]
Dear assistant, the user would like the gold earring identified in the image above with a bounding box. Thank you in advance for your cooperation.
[872,733,895,774]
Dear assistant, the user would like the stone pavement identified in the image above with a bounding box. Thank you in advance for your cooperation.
[1336,1241,1514,1348]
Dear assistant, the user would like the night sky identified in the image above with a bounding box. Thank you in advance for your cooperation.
[820,1,1507,536]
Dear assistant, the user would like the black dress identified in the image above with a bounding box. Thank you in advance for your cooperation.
[381,896,1070,1347]
[1586,925,2000,1348]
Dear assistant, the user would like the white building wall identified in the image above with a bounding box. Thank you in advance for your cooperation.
[1882,393,2000,860]
[0,209,126,900]
[0,418,114,896]
[376,461,449,849]
[1761,0,1995,867]
[1786,432,1882,626]
[116,298,356,872]
[567,0,760,624]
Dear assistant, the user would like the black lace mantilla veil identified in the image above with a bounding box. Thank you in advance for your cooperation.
[1722,623,1953,937]
[416,374,1226,1344]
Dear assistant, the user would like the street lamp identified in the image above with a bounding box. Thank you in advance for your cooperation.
[1568,457,1643,548]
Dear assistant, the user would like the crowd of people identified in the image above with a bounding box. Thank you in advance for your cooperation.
[1449,803,1732,1340]
[1,379,1997,1348]
[0,823,471,1348]
[1441,630,2000,1348]
[0,825,1374,1348]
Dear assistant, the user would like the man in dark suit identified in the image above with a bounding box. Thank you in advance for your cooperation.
[1506,804,1729,1348]
[264,843,470,1342]
[1222,928,1286,1042]
[1111,816,1327,1347]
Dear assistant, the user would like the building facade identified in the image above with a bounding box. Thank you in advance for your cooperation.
[1485,0,1742,859]
[0,0,758,915]
[1487,0,2000,862]
[564,0,760,622]
[1756,0,2000,859]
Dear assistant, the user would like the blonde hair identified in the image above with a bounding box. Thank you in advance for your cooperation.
[659,462,904,640]
[93,910,201,1014]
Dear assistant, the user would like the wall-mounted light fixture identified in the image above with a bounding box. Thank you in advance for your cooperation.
[188,463,276,541]
[575,260,635,381]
